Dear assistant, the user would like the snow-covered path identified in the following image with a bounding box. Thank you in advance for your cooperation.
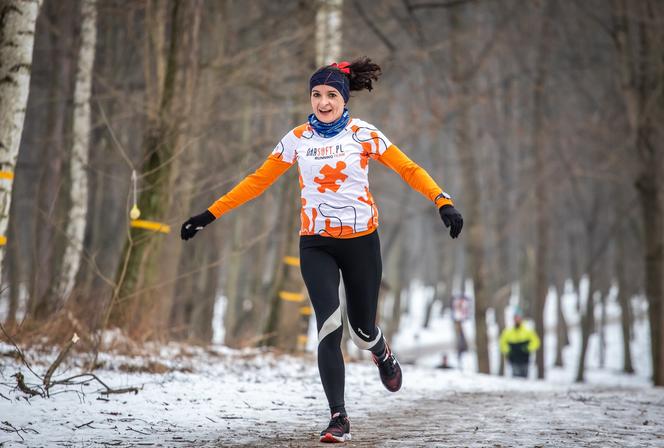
[1,345,663,447]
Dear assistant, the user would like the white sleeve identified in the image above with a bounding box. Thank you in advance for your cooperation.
[271,128,300,164]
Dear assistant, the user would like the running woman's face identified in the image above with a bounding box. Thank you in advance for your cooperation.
[311,85,345,123]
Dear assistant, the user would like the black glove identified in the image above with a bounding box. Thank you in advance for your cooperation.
[181,210,216,241]
[439,204,463,239]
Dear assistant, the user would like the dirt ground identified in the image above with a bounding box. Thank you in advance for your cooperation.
[203,388,664,447]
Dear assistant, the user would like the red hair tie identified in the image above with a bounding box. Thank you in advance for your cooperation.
[331,61,351,74]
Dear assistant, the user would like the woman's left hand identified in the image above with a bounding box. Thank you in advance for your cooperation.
[439,205,463,239]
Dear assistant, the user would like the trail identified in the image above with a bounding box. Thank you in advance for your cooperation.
[213,384,664,447]
[1,345,662,447]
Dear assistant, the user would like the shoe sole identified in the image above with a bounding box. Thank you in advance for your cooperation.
[384,381,402,392]
[320,432,351,443]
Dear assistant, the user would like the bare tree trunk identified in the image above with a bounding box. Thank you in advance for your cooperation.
[223,212,248,347]
[386,234,407,342]
[150,0,202,339]
[493,286,510,376]
[58,0,97,301]
[448,7,489,374]
[108,0,186,338]
[568,234,582,313]
[615,226,634,374]
[636,166,663,384]
[553,285,568,368]
[0,0,42,286]
[612,0,664,385]
[598,291,607,369]
[493,70,514,378]
[28,2,73,320]
[5,200,20,325]
[223,93,256,347]
[189,238,220,342]
[262,172,301,349]
[575,273,595,383]
[423,278,448,329]
[532,0,554,380]
[170,2,224,342]
[240,212,274,340]
[574,194,609,383]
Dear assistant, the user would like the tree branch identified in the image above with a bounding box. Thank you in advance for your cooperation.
[0,323,43,381]
[410,0,485,10]
[352,0,396,53]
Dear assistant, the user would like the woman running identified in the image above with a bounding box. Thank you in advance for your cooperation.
[181,57,463,443]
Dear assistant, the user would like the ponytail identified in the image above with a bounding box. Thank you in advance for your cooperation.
[348,57,382,92]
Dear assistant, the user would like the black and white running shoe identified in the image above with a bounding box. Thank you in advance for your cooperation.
[319,412,351,443]
[372,343,402,392]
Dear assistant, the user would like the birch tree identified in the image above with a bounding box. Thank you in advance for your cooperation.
[58,0,97,300]
[0,0,42,286]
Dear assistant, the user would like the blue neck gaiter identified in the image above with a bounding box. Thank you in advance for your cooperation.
[308,108,350,138]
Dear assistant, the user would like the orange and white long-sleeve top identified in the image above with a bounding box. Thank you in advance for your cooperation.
[208,118,454,238]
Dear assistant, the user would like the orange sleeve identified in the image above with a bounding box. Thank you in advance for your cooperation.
[207,154,293,218]
[377,144,453,208]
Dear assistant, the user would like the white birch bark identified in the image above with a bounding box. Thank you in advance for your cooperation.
[0,0,42,285]
[315,0,342,66]
[58,0,97,299]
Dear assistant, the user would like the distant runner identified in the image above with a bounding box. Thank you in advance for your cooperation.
[499,309,541,378]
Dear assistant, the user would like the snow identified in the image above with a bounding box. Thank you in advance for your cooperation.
[1,283,662,446]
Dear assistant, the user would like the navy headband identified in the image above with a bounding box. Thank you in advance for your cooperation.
[310,65,351,103]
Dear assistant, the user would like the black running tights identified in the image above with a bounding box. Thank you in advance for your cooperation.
[299,230,386,416]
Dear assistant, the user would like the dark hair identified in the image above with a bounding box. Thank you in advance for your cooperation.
[347,57,382,92]
[309,57,382,103]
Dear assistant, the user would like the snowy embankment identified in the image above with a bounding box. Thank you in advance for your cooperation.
[1,341,663,447]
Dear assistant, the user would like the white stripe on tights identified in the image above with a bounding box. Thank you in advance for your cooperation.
[347,317,382,350]
[318,307,342,342]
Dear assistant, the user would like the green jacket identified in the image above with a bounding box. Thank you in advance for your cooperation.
[499,324,540,364]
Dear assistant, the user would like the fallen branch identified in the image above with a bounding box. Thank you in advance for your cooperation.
[75,420,94,429]
[50,373,139,395]
[1,420,39,440]
[44,333,80,393]
[12,372,43,397]
[127,426,150,435]
[1,420,24,441]
[2,325,138,398]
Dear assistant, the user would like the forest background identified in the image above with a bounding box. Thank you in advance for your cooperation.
[1,0,663,387]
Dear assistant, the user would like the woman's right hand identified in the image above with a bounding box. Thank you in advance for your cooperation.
[181,210,216,240]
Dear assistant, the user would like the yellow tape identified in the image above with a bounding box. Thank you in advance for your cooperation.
[130,219,171,234]
[0,236,6,246]
[283,256,300,267]
[299,306,312,316]
[279,291,304,302]
[0,171,14,180]
[297,334,308,344]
